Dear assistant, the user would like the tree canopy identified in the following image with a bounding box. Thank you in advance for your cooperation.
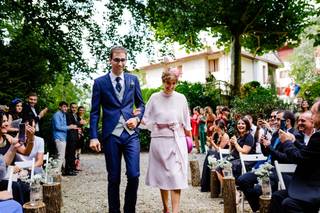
[106,0,316,95]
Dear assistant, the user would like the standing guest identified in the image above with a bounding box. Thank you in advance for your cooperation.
[8,98,23,135]
[22,92,48,135]
[75,106,87,171]
[143,68,192,213]
[191,106,200,153]
[89,46,145,213]
[52,101,77,175]
[65,102,80,175]
[269,101,320,213]
[300,99,309,112]
[205,106,216,140]
[198,107,207,154]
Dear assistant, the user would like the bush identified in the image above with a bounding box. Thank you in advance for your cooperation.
[231,82,288,120]
[300,77,320,104]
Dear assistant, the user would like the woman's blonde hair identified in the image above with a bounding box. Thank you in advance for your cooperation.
[162,67,179,83]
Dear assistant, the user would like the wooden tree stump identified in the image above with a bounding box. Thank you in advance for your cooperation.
[23,201,46,213]
[210,170,220,198]
[222,177,236,213]
[259,195,271,213]
[43,183,62,213]
[189,160,201,186]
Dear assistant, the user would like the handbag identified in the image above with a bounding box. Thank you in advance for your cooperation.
[185,136,193,153]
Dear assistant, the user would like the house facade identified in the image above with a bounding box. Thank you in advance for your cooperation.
[138,49,282,89]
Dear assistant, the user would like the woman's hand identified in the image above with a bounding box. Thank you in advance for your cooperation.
[230,136,237,146]
[26,124,35,142]
[0,191,13,200]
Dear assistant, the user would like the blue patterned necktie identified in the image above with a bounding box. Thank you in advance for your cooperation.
[115,76,122,93]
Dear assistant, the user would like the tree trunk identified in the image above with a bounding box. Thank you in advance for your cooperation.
[43,183,63,213]
[189,160,201,186]
[210,170,220,198]
[23,201,46,213]
[259,195,271,213]
[231,34,242,96]
[222,177,236,213]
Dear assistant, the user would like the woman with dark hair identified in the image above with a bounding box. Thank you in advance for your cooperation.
[229,117,256,178]
[75,106,87,171]
[8,98,23,135]
[300,100,309,112]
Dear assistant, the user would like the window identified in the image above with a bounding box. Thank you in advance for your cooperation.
[209,59,219,73]
[262,65,267,83]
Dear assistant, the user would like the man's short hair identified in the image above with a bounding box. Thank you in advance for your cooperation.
[109,46,127,59]
[28,92,37,97]
[283,110,295,127]
[59,101,68,107]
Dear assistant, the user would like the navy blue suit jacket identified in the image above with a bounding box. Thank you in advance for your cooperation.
[89,72,145,141]
[283,131,320,205]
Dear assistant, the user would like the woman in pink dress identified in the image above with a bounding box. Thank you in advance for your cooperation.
[143,68,192,213]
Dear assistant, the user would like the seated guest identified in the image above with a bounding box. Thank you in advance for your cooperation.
[269,101,320,213]
[228,116,256,179]
[0,111,35,205]
[200,120,229,192]
[236,110,304,212]
[15,134,44,174]
[0,154,23,213]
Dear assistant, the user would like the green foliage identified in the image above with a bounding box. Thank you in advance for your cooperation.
[139,129,151,151]
[106,0,315,95]
[231,82,287,119]
[141,87,161,102]
[300,77,320,104]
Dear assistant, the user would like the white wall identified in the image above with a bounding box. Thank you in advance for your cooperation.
[143,53,274,88]
[181,58,207,83]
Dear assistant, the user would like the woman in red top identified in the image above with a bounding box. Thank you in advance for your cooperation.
[191,106,200,153]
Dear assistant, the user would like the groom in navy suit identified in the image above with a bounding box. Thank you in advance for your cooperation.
[89,46,145,213]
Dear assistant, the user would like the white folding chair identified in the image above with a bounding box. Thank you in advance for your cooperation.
[274,160,297,190]
[6,166,15,192]
[240,153,268,174]
[219,147,230,159]
[239,153,268,212]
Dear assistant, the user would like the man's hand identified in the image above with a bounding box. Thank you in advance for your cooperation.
[90,139,101,152]
[260,136,271,147]
[126,118,138,130]
[279,130,295,143]
[133,108,141,116]
[68,124,78,130]
[39,107,48,119]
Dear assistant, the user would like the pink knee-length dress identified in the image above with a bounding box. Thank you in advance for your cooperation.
[143,91,192,190]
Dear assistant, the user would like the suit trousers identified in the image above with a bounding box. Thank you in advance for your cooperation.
[104,130,140,213]
[236,169,279,212]
[270,190,320,213]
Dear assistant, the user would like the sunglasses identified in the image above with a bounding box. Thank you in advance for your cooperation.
[112,58,127,63]
[270,115,276,119]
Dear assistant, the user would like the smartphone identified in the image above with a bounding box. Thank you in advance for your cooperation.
[280,119,286,131]
[18,123,26,143]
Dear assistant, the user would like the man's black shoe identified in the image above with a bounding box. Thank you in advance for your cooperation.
[63,171,77,176]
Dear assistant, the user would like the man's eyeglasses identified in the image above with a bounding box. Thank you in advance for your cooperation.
[112,58,127,63]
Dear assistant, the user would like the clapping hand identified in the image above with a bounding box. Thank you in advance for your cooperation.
[279,129,295,143]
[230,136,237,146]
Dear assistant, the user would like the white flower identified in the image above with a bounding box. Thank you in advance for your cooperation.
[207,155,218,170]
[253,162,273,181]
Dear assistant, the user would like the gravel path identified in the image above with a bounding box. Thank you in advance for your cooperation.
[61,152,224,213]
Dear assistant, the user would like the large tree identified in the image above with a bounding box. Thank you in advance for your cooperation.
[106,0,315,95]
